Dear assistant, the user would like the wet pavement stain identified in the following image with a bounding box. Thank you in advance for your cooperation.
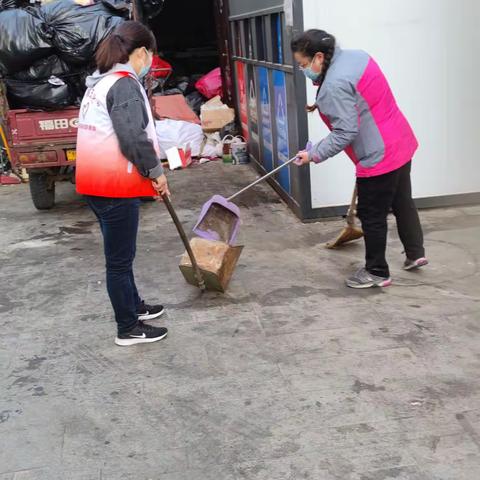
[0,410,11,424]
[390,329,426,345]
[431,435,441,452]
[0,409,22,424]
[31,386,46,397]
[168,293,256,311]
[336,423,376,434]
[58,226,91,235]
[0,294,21,313]
[20,225,93,246]
[352,380,386,394]
[74,220,96,228]
[25,356,47,371]
[9,375,39,389]
[456,413,480,451]
[359,466,409,480]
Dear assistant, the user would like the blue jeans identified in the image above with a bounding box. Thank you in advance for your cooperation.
[85,196,142,334]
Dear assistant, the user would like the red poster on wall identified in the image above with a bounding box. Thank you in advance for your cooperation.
[235,61,249,140]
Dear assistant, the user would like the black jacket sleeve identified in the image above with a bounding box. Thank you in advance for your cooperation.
[106,77,163,179]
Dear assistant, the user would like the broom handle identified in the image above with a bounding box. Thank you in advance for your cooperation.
[162,195,206,291]
[228,155,299,201]
[346,184,358,226]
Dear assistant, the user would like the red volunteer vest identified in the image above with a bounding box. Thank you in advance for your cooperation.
[76,72,159,198]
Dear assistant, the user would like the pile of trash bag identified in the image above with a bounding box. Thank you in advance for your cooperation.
[40,0,125,65]
[0,0,126,109]
[149,61,245,167]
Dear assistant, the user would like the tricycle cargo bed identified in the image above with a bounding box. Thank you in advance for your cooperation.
[7,107,79,147]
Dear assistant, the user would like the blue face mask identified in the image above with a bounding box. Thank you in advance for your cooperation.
[301,56,322,82]
[139,50,153,79]
[302,65,321,82]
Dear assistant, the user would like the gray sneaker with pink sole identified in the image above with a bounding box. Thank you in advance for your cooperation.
[346,268,392,289]
[403,257,429,271]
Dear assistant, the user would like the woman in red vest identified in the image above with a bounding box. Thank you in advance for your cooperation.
[76,22,169,346]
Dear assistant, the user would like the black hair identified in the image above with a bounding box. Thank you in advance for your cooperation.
[291,29,336,112]
[96,21,157,74]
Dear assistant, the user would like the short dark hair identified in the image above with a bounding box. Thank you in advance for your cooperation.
[291,29,336,59]
[95,21,157,74]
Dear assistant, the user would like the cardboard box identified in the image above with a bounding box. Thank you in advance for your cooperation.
[179,237,243,293]
[200,96,235,132]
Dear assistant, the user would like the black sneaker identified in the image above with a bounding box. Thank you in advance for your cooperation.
[115,322,168,347]
[137,301,165,321]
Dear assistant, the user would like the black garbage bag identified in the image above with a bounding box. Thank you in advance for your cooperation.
[5,76,76,110]
[0,9,53,75]
[176,80,189,94]
[186,91,206,116]
[10,54,91,105]
[142,0,164,20]
[40,0,124,65]
[69,70,90,101]
[160,87,184,96]
[183,73,204,96]
[101,0,130,14]
[1,0,31,8]
[220,121,241,139]
[0,0,17,10]
[11,55,71,81]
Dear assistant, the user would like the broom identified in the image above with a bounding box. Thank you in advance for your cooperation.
[325,184,364,249]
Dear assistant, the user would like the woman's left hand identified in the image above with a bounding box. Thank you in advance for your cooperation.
[294,150,310,166]
[152,174,170,198]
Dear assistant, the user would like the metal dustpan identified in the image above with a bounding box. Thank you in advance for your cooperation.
[193,155,300,244]
[193,194,241,244]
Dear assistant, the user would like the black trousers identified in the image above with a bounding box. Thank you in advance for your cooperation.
[356,161,425,278]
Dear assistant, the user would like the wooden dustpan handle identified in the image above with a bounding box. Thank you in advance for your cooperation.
[143,58,204,290]
[162,195,206,291]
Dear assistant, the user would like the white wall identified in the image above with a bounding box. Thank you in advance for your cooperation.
[302,0,480,209]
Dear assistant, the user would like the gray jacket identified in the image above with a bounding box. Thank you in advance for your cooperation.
[308,48,418,177]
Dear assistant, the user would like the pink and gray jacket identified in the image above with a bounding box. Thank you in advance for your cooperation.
[309,47,418,177]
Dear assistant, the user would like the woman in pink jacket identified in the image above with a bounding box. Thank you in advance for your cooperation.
[292,29,428,289]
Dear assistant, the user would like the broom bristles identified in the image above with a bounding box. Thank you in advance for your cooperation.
[326,226,363,249]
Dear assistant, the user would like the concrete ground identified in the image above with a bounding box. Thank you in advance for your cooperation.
[1,161,480,480]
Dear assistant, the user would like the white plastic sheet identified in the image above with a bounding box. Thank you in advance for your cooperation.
[155,119,204,159]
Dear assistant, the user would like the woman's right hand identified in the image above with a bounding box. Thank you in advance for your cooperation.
[152,174,170,197]
[294,150,310,166]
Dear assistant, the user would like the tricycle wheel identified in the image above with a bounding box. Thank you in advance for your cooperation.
[29,172,55,210]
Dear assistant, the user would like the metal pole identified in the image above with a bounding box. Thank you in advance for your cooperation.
[227,155,298,201]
